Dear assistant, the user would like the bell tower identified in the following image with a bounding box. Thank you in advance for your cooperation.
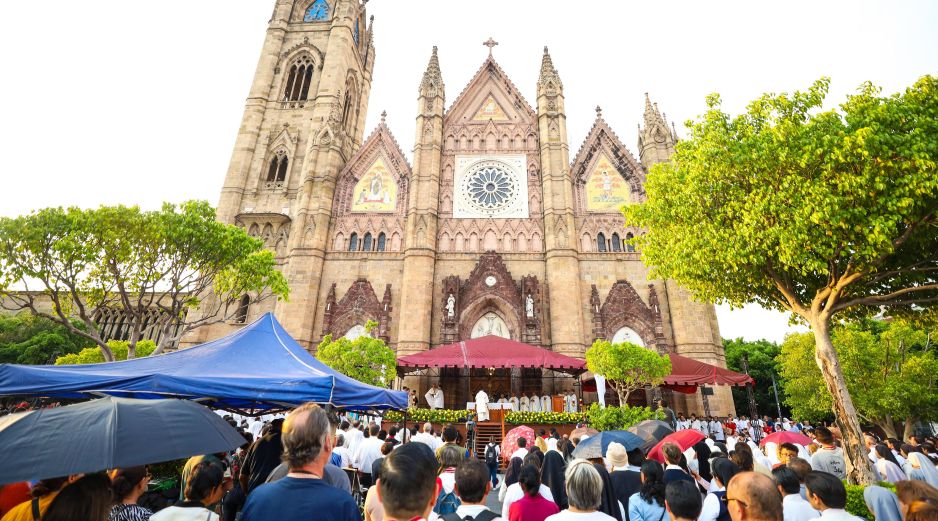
[536,47,586,356]
[192,0,375,346]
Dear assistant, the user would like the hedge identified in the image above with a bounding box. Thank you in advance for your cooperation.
[844,481,895,519]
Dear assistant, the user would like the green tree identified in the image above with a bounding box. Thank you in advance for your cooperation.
[585,340,671,405]
[778,320,938,440]
[0,201,289,361]
[56,340,157,364]
[0,313,92,365]
[722,338,788,419]
[315,321,396,387]
[624,76,938,483]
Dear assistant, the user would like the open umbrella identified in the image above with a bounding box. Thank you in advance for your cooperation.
[647,430,706,462]
[502,425,534,461]
[570,427,599,440]
[628,420,674,452]
[0,396,247,484]
[572,430,645,460]
[758,430,812,447]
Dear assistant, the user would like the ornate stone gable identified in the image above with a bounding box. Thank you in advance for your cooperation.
[571,108,647,216]
[590,280,668,353]
[321,278,392,343]
[331,115,410,251]
[445,56,536,125]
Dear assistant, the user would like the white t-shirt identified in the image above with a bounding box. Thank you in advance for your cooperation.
[501,483,555,519]
[150,506,219,521]
[511,448,529,461]
[545,511,616,521]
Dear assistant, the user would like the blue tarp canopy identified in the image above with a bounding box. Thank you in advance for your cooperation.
[0,312,407,412]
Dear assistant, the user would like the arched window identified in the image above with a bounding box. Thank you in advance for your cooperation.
[265,152,288,184]
[363,232,373,252]
[597,232,607,253]
[376,233,386,252]
[283,55,314,102]
[625,232,635,252]
[348,233,359,252]
[342,90,353,128]
[611,233,622,252]
[235,295,250,324]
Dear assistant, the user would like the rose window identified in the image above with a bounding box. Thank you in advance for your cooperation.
[464,164,518,213]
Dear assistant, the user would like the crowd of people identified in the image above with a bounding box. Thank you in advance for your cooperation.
[404,384,582,413]
[1,402,938,521]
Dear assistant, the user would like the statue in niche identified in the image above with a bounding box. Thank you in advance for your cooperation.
[446,293,455,317]
[526,294,534,318]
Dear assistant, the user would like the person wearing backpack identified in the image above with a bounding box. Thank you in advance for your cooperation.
[443,459,501,521]
[435,445,466,516]
[485,437,501,487]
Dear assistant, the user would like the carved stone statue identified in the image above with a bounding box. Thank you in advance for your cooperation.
[446,293,455,317]
[526,294,534,318]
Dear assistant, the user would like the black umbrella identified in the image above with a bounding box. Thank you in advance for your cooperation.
[627,419,675,452]
[0,397,247,484]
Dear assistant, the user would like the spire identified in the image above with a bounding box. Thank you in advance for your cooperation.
[380,110,387,124]
[537,46,562,90]
[419,46,443,95]
[643,93,668,130]
[595,105,603,119]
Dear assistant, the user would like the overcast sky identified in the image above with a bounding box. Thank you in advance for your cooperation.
[1,1,935,344]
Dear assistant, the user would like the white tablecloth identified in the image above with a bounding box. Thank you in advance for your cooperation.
[466,402,515,411]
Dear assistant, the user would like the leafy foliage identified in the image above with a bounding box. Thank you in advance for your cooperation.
[315,321,396,388]
[844,482,896,518]
[778,320,938,438]
[56,340,157,365]
[586,403,661,431]
[0,313,92,365]
[723,338,788,418]
[623,76,938,483]
[585,340,671,404]
[0,201,289,361]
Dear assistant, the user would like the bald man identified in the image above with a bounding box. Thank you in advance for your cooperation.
[727,471,783,521]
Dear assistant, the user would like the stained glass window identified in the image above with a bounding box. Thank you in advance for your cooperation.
[467,165,516,211]
[354,19,360,45]
[304,0,329,22]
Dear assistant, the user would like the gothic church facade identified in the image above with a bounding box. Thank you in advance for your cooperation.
[188,0,734,415]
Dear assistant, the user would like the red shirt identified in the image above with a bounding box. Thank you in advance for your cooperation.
[508,493,560,521]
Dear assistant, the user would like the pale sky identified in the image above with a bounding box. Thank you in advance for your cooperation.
[1,1,935,344]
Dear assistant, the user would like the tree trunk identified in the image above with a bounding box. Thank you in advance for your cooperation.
[877,415,898,439]
[903,417,918,441]
[811,319,878,485]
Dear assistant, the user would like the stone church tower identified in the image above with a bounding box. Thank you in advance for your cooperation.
[191,0,734,416]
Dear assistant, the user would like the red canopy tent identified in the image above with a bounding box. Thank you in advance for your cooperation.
[581,353,752,393]
[397,336,587,375]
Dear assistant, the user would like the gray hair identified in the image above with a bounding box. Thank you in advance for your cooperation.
[565,458,602,510]
[282,403,331,469]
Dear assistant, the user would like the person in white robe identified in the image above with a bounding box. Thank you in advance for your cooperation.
[425,383,444,410]
[529,392,541,412]
[509,395,519,412]
[519,394,530,412]
[475,389,490,421]
[541,395,551,412]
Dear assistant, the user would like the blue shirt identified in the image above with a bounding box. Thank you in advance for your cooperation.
[242,476,361,521]
[628,492,666,521]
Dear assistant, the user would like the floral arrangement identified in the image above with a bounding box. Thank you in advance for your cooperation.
[383,408,469,424]
[505,410,587,425]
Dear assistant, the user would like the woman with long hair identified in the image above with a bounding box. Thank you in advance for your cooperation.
[698,458,739,521]
[875,445,909,484]
[502,453,556,519]
[44,474,113,521]
[627,461,666,521]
